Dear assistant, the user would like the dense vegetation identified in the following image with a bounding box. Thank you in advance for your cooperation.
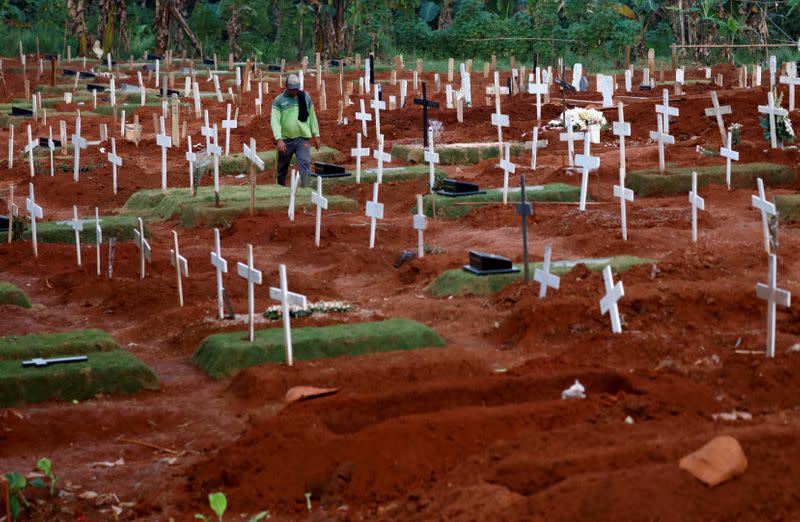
[1,0,799,68]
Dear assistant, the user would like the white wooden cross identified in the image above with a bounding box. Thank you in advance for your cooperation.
[370,87,385,137]
[355,98,372,137]
[23,125,37,178]
[688,171,705,242]
[71,117,88,182]
[201,110,214,152]
[757,253,791,358]
[751,177,776,253]
[424,127,440,190]
[413,194,427,258]
[288,170,300,221]
[185,135,197,194]
[599,265,624,334]
[7,124,14,169]
[95,207,102,276]
[132,217,151,279]
[107,137,122,194]
[373,134,391,184]
[221,104,238,156]
[208,125,222,203]
[649,114,674,172]
[614,167,634,241]
[527,68,547,121]
[655,88,678,134]
[243,137,265,215]
[210,228,228,320]
[237,243,263,342]
[704,91,732,145]
[47,127,55,177]
[613,102,631,176]
[213,74,223,102]
[68,204,84,267]
[311,175,328,247]
[499,143,516,205]
[26,183,43,258]
[366,182,384,249]
[779,69,799,111]
[351,133,370,183]
[720,130,739,190]
[525,126,547,170]
[758,91,788,149]
[597,75,614,108]
[769,55,777,89]
[559,113,584,167]
[490,71,509,150]
[574,133,599,212]
[533,244,560,298]
[156,116,172,192]
[269,263,307,366]
[169,230,189,307]
[255,81,263,115]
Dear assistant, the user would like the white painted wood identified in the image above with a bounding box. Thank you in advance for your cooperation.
[751,177,776,253]
[599,265,624,334]
[756,253,791,358]
[533,244,560,298]
[25,183,43,257]
[210,228,228,320]
[365,182,384,249]
[719,131,739,190]
[688,171,705,242]
[350,133,370,183]
[236,244,263,343]
[311,175,328,247]
[269,264,307,366]
[574,133,599,212]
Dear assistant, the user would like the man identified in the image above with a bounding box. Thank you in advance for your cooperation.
[271,74,321,187]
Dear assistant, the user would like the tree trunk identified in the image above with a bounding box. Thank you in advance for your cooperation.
[332,0,346,56]
[68,0,88,56]
[439,0,453,28]
[117,0,130,52]
[227,5,242,60]
[313,3,323,55]
[154,0,171,57]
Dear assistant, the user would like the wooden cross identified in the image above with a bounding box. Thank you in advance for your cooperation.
[527,68,547,121]
[516,174,533,283]
[613,168,634,241]
[107,137,122,194]
[424,127,440,190]
[413,82,439,147]
[6,185,17,244]
[23,125,37,178]
[236,244,263,343]
[779,70,799,111]
[210,228,229,320]
[311,175,328,247]
[600,265,624,334]
[373,134,391,184]
[752,177,777,253]
[649,114,674,172]
[413,194,426,258]
[68,204,84,267]
[355,98,372,138]
[94,207,102,276]
[688,171,705,243]
[156,116,172,192]
[654,89,678,134]
[243,138,265,216]
[704,91,732,145]
[720,131,739,190]
[208,125,222,207]
[489,72,509,151]
[169,230,189,307]
[132,217,151,279]
[499,143,516,205]
[757,253,791,358]
[365,182,384,249]
[47,127,55,177]
[758,91,787,150]
[574,133,599,212]
[533,244,560,298]
[222,104,238,156]
[350,133,370,183]
[25,182,42,257]
[612,102,631,176]
[185,136,197,195]
[370,86,386,137]
[559,113,584,167]
[269,264,307,366]
[525,127,547,170]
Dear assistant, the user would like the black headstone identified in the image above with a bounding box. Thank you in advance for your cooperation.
[62,68,77,76]
[639,84,652,91]
[10,107,33,117]
[78,71,96,79]
[38,137,61,147]
[147,53,162,61]
[0,215,8,232]
[330,60,341,67]
[87,83,106,92]
[463,251,519,276]
[312,162,350,178]
[157,88,182,97]
[203,57,215,65]
[436,179,485,198]
[267,64,282,72]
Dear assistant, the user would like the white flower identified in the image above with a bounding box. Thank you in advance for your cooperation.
[548,107,607,130]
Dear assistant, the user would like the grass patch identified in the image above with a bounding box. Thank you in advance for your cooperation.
[219,146,343,176]
[123,185,358,227]
[0,351,159,407]
[775,195,800,223]
[429,256,657,297]
[627,163,795,197]
[0,329,120,361]
[420,184,581,219]
[32,155,103,174]
[193,318,446,378]
[323,165,447,186]
[0,282,32,309]
[391,141,525,165]
[23,215,149,244]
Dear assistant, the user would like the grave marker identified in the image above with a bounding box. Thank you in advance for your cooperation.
[688,171,705,242]
[366,182,384,249]
[499,143,516,205]
[655,88,678,134]
[26,183,43,257]
[185,136,197,195]
[757,253,791,358]
[269,264,307,366]
[516,175,533,283]
[287,170,300,221]
[242,138,265,215]
[526,127,547,170]
[370,86,385,137]
[779,69,799,111]
[704,91,732,145]
[613,102,631,175]
[355,98,372,137]
[527,68,547,121]
[222,104,238,156]
[720,131,739,190]
[237,244,263,343]
[23,125,37,177]
[311,176,328,247]
[533,244,560,298]
[649,114,674,172]
[424,127,440,190]
[758,91,787,150]
[351,133,370,183]
[489,72,509,151]
[95,207,102,276]
[373,134,391,184]
[210,228,228,320]
[574,133,599,212]
[6,185,17,244]
[7,124,13,169]
[71,117,88,182]
[751,177,776,253]
[413,194,427,258]
[559,113,584,167]
[107,137,122,194]
[413,82,439,147]
[169,230,189,307]
[132,217,151,279]
[600,265,624,334]
[156,116,172,192]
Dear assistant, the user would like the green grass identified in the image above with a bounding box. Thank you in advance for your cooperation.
[32,154,104,174]
[322,165,447,186]
[123,185,358,227]
[391,141,526,165]
[193,319,446,378]
[24,215,149,244]
[420,184,581,219]
[218,146,343,176]
[0,329,120,361]
[627,163,795,197]
[775,195,800,223]
[429,256,657,297]
[0,282,32,309]
[0,351,159,407]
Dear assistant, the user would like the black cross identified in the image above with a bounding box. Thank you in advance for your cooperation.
[516,174,533,283]
[413,81,439,147]
[369,53,375,86]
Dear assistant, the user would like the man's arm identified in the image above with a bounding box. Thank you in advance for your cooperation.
[270,101,283,141]
[307,95,320,137]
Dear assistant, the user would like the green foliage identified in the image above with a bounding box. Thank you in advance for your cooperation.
[36,457,59,496]
[759,91,796,144]
[196,491,269,521]
[4,472,29,521]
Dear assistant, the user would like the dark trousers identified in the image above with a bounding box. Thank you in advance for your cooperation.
[276,137,311,187]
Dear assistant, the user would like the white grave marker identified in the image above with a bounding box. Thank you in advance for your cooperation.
[132,217,151,279]
[71,117,88,182]
[26,183,43,257]
[221,104,238,156]
[526,127,547,170]
[107,138,122,194]
[704,91,732,145]
[757,253,791,358]
[156,116,172,192]
[574,133,599,212]
[758,91,787,150]
[373,134,391,184]
[413,194,427,258]
[236,244,263,343]
[499,143,516,205]
[527,68,547,120]
[210,228,228,319]
[751,177,776,253]
[95,207,102,276]
[655,89,678,134]
[365,182,384,249]
[600,265,624,333]
[533,244,560,298]
[424,127,440,190]
[287,170,300,221]
[490,72,509,150]
[23,125,37,177]
[185,136,197,194]
[559,113,584,167]
[68,204,83,267]
[355,98,372,137]
[720,131,739,190]
[350,133,370,183]
[688,171,705,242]
[169,230,189,306]
[269,264,307,366]
[649,114,674,172]
[370,87,385,137]
[311,175,328,247]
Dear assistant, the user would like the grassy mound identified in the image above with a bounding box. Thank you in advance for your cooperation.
[0,329,120,361]
[0,282,32,309]
[420,184,581,219]
[33,155,103,174]
[0,351,159,407]
[391,141,526,165]
[123,185,358,227]
[323,165,447,186]
[627,163,795,197]
[775,195,800,223]
[218,146,343,175]
[23,215,148,243]
[193,319,446,378]
[429,256,657,297]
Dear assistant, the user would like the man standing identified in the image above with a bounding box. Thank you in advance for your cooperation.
[271,74,321,187]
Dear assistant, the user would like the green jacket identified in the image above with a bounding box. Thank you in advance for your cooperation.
[270,91,320,141]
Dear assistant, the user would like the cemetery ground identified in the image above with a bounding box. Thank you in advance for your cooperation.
[1,56,800,521]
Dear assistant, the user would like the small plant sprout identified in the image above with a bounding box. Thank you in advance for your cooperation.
[195,491,227,522]
[36,457,59,496]
[305,492,312,512]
